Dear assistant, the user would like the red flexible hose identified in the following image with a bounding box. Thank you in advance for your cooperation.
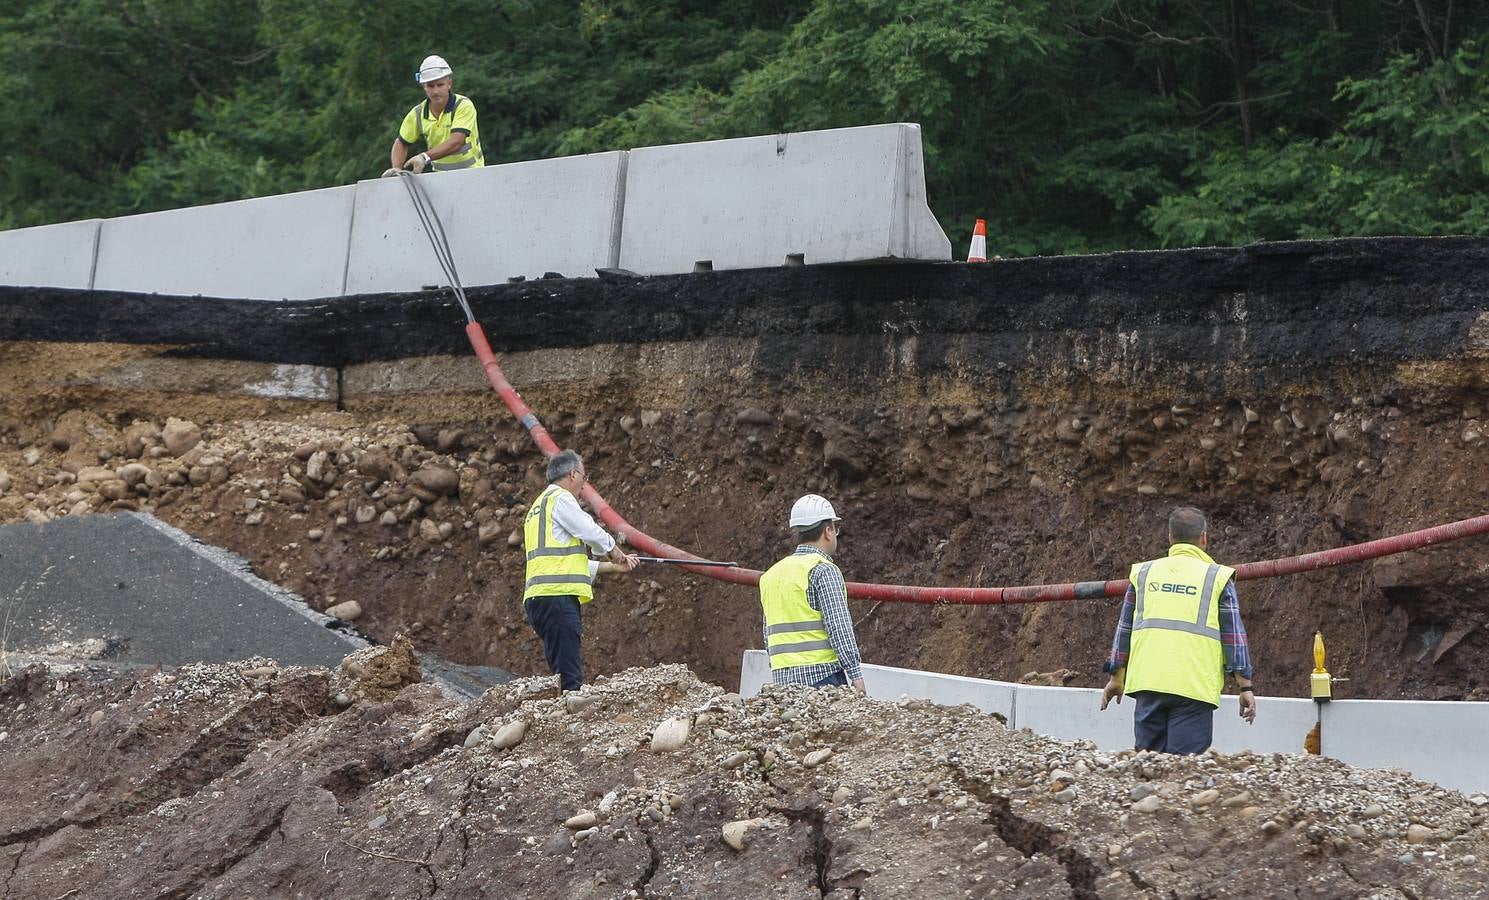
[465,323,1489,603]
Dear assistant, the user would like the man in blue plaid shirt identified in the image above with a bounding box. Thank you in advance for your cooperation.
[758,494,866,691]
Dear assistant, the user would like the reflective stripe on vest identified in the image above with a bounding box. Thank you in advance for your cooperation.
[1123,545,1232,706]
[759,553,840,671]
[522,485,593,603]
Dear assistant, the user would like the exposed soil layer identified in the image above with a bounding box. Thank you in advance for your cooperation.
[3,660,1487,899]
[1,238,1488,702]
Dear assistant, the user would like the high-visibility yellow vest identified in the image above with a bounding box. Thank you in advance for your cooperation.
[759,552,840,671]
[1124,543,1232,706]
[397,93,484,171]
[522,485,593,603]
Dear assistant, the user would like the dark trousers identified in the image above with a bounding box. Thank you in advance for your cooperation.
[811,670,848,688]
[1132,690,1215,754]
[525,595,583,692]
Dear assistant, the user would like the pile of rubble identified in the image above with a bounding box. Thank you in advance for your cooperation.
[2,654,1485,898]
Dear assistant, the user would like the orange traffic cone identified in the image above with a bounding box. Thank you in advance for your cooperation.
[967,219,988,263]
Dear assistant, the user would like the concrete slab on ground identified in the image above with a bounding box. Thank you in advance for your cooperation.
[0,513,509,697]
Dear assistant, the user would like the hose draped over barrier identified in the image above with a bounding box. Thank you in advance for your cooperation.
[400,171,1489,605]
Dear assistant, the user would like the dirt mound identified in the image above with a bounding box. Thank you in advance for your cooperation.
[1,660,1485,898]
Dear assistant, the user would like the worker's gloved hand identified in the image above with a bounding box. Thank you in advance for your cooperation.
[404,153,430,174]
[380,167,401,178]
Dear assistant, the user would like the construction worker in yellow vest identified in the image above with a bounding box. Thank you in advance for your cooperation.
[522,449,635,691]
[382,54,485,177]
[758,494,865,692]
[1100,506,1257,754]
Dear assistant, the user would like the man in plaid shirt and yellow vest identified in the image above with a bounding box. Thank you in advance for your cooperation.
[1101,506,1257,753]
[758,494,865,692]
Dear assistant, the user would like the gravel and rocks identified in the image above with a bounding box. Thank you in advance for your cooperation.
[2,659,1486,898]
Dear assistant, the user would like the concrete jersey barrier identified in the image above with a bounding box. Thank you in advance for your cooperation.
[91,186,357,300]
[0,125,950,299]
[740,650,1489,795]
[0,219,101,290]
[620,123,950,274]
[345,151,627,293]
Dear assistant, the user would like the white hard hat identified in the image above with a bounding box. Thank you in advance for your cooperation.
[416,54,453,84]
[788,494,841,529]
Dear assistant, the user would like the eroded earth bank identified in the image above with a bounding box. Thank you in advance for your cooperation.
[1,237,1489,896]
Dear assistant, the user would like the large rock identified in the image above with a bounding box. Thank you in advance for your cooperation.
[161,418,202,457]
[650,717,691,752]
[121,422,161,459]
[357,447,392,482]
[50,410,118,453]
[411,465,460,497]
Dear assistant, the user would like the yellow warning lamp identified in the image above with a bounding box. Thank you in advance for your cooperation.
[1310,631,1332,702]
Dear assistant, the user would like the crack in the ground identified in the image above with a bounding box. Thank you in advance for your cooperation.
[319,726,467,803]
[631,827,661,897]
[954,770,1102,900]
[4,840,29,896]
[161,801,291,900]
[782,805,833,897]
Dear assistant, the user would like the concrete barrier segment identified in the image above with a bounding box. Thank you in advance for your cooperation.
[740,650,1488,793]
[620,123,952,275]
[92,185,356,300]
[0,218,101,289]
[1321,699,1489,795]
[345,151,627,294]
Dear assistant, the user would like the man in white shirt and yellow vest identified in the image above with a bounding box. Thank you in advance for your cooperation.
[1100,507,1257,753]
[383,54,485,176]
[758,494,865,691]
[522,450,635,691]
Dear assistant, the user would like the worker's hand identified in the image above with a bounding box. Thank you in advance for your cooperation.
[850,677,865,695]
[1239,690,1257,725]
[622,553,639,571]
[380,167,401,178]
[1100,677,1124,710]
[404,152,430,174]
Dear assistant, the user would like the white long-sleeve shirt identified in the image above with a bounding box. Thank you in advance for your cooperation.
[548,488,616,556]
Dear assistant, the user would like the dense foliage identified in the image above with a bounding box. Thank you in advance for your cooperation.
[4,0,1486,254]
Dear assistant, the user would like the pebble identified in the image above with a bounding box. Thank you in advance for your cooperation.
[1405,824,1433,844]
[1261,820,1284,836]
[492,720,528,749]
[1131,795,1163,813]
[722,751,751,770]
[803,748,833,768]
[565,811,597,830]
[325,600,362,622]
[1053,788,1077,803]
[1219,791,1253,808]
[463,726,486,748]
[1361,803,1385,819]
[1191,789,1220,807]
[650,717,690,752]
[722,818,764,850]
[1345,824,1367,839]
[832,786,852,804]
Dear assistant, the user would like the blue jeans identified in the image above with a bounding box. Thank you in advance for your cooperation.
[811,670,848,688]
[525,595,583,691]
[1132,690,1215,754]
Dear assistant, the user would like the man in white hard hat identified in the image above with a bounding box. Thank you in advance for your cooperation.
[757,494,865,692]
[383,54,485,177]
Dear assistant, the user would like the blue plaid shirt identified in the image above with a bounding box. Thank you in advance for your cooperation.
[763,546,864,685]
